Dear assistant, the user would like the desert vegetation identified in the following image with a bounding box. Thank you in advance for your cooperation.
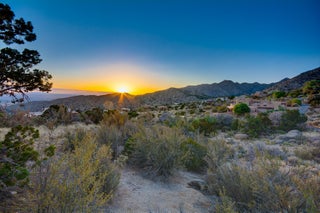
[1,91,320,212]
[1,2,320,212]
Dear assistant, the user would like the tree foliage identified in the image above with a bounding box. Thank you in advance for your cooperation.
[0,126,39,197]
[0,3,52,102]
[233,103,250,116]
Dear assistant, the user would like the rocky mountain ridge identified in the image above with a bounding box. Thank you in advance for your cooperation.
[265,67,320,92]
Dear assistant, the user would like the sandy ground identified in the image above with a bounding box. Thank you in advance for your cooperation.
[107,168,212,213]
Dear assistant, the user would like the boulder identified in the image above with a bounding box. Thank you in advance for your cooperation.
[274,130,303,144]
[286,130,302,138]
[234,133,249,140]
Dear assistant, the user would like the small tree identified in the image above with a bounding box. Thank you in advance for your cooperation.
[233,103,250,116]
[0,3,52,102]
[0,125,40,208]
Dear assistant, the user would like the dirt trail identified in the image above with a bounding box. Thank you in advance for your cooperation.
[107,168,212,213]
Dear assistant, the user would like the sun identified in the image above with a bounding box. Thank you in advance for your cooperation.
[116,85,130,94]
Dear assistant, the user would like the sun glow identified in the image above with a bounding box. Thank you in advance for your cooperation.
[115,85,130,94]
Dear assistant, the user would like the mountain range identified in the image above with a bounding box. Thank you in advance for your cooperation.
[5,67,320,112]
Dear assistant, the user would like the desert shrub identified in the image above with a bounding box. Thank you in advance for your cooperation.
[295,146,320,163]
[279,110,307,131]
[240,113,272,138]
[292,169,320,212]
[216,105,228,113]
[32,132,119,212]
[206,157,305,212]
[287,98,302,106]
[303,80,320,95]
[307,94,320,107]
[128,110,139,119]
[180,138,207,172]
[214,190,237,213]
[288,89,302,98]
[191,116,218,136]
[96,120,140,159]
[101,109,128,128]
[294,147,313,161]
[272,91,287,99]
[0,110,33,127]
[231,118,240,131]
[205,140,234,175]
[212,113,234,131]
[233,103,250,116]
[175,111,186,116]
[127,125,184,179]
[82,107,104,124]
[96,124,123,159]
[40,104,72,125]
[63,128,88,152]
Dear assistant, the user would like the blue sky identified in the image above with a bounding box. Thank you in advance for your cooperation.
[3,0,320,94]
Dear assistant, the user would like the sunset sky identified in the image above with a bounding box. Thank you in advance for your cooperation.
[3,0,320,94]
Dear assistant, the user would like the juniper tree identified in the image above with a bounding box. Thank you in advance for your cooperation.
[0,3,52,102]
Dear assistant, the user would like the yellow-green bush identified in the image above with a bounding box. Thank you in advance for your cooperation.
[32,132,119,212]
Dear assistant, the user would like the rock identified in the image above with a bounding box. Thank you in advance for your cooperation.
[159,112,173,123]
[187,180,207,192]
[274,130,303,144]
[225,138,235,144]
[275,139,284,144]
[286,130,302,138]
[234,133,249,140]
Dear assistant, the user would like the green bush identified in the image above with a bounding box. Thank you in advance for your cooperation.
[128,110,139,119]
[279,110,307,131]
[0,126,39,190]
[127,125,184,179]
[240,113,272,138]
[83,107,104,124]
[303,80,320,95]
[287,98,302,106]
[41,104,72,125]
[181,138,207,172]
[191,116,217,136]
[272,91,286,99]
[233,103,250,116]
[288,89,302,98]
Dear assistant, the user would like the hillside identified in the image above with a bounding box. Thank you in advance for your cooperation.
[135,80,273,105]
[6,67,320,111]
[7,93,136,112]
[182,80,272,98]
[265,67,320,92]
